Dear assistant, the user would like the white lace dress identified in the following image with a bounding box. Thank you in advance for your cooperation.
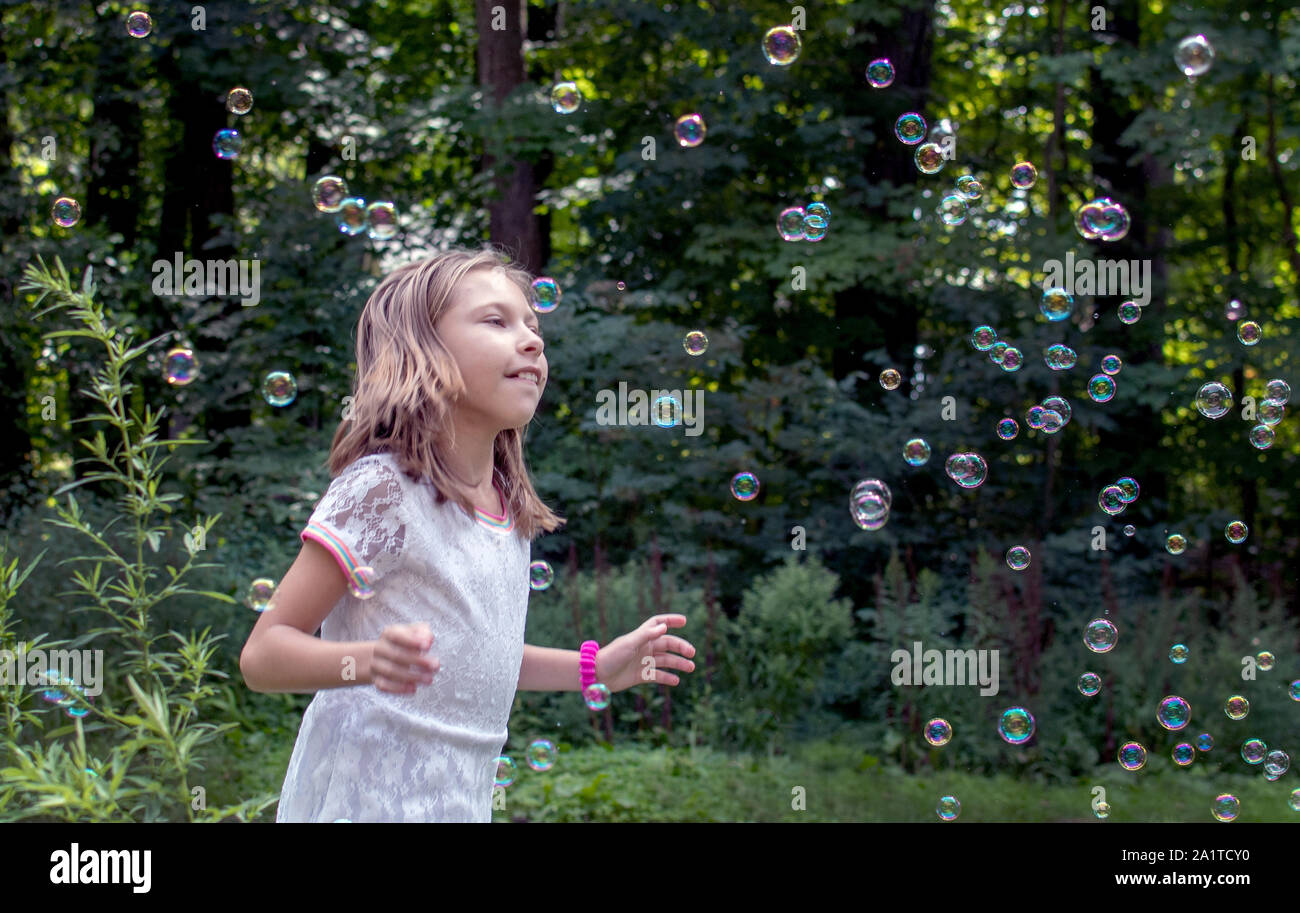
[274,452,531,822]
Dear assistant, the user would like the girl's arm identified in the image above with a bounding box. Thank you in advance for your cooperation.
[239,539,378,693]
[516,644,581,692]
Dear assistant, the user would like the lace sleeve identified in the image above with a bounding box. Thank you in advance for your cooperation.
[300,456,408,588]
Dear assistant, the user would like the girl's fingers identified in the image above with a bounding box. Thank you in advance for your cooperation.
[652,653,696,673]
[646,614,687,630]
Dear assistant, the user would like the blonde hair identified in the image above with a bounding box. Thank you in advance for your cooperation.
[326,245,565,541]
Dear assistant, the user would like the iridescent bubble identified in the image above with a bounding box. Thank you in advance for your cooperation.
[582,682,611,711]
[684,331,708,356]
[850,479,892,530]
[1039,287,1074,322]
[894,113,927,145]
[1088,374,1116,403]
[652,394,682,428]
[989,341,1009,364]
[1042,395,1072,426]
[938,194,967,225]
[64,688,91,719]
[801,212,828,240]
[1123,525,1136,536]
[550,81,581,114]
[1010,162,1037,189]
[1248,424,1274,450]
[1093,801,1111,819]
[1292,789,1300,811]
[1045,344,1078,371]
[530,277,562,313]
[971,326,997,350]
[1236,321,1261,346]
[955,175,982,201]
[528,560,554,591]
[312,176,348,212]
[1078,672,1101,696]
[1169,643,1189,664]
[1172,743,1195,766]
[865,59,895,88]
[1265,379,1291,403]
[1258,398,1285,426]
[365,201,399,240]
[762,25,801,66]
[526,739,557,772]
[999,347,1023,372]
[924,718,952,747]
[164,346,198,385]
[336,197,368,236]
[1117,742,1147,771]
[1115,477,1140,501]
[212,128,243,160]
[1257,651,1274,671]
[494,755,517,787]
[950,452,988,489]
[1117,301,1141,325]
[1084,617,1118,653]
[806,202,831,223]
[1240,739,1267,764]
[246,577,276,612]
[996,418,1019,440]
[1290,680,1300,702]
[731,472,760,501]
[936,795,960,821]
[998,707,1035,744]
[51,197,81,228]
[1157,695,1191,731]
[1195,382,1232,419]
[914,143,946,174]
[1101,354,1122,375]
[1098,202,1131,242]
[262,370,297,407]
[1040,410,1063,434]
[880,369,902,390]
[1175,34,1215,77]
[1224,695,1249,720]
[1211,794,1239,822]
[1165,534,1186,555]
[1196,733,1214,751]
[674,113,706,148]
[225,86,254,115]
[347,566,375,599]
[1099,485,1126,515]
[125,10,152,38]
[1026,406,1048,430]
[1225,299,1245,321]
[40,670,67,703]
[778,206,807,241]
[1006,546,1031,571]
[1264,750,1290,778]
[903,438,931,466]
[1225,521,1248,545]
[1075,197,1129,241]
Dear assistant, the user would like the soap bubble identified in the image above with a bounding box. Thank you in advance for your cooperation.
[1078,673,1101,696]
[1195,382,1232,419]
[1292,790,1300,811]
[1093,801,1110,819]
[1045,344,1078,370]
[971,326,997,350]
[1248,425,1274,450]
[1211,794,1239,822]
[999,347,1023,372]
[806,202,831,223]
[936,795,961,820]
[582,683,611,711]
[1225,521,1248,544]
[494,755,517,787]
[1040,287,1074,322]
[988,342,1009,364]
[998,707,1035,744]
[212,129,243,160]
[246,578,276,612]
[1175,34,1215,77]
[1265,379,1291,403]
[674,113,707,148]
[955,175,982,201]
[347,566,375,599]
[530,277,562,313]
[1172,743,1196,766]
[762,25,801,66]
[850,479,892,530]
[865,59,895,88]
[731,472,760,501]
[1040,410,1063,434]
[1117,301,1141,324]
[551,82,581,114]
[945,452,988,489]
[1026,406,1047,430]
[125,11,152,38]
[225,86,254,115]
[1116,476,1139,501]
[1165,534,1187,555]
[938,194,968,225]
[1291,680,1300,702]
[652,395,681,427]
[262,371,297,407]
[336,198,367,235]
[1042,395,1072,426]
[924,718,952,747]
[894,113,927,145]
[1157,695,1191,731]
[880,369,902,390]
[1088,374,1117,403]
[1010,162,1037,189]
[996,418,1019,440]
[1258,398,1285,426]
[1098,485,1126,515]
[903,438,931,466]
[526,739,557,772]
[914,143,946,174]
[528,561,554,591]
[164,347,198,385]
[803,213,828,241]
[1101,354,1122,375]
[1169,644,1189,664]
[1196,733,1214,751]
[778,206,807,241]
[365,202,399,240]
[1084,618,1118,653]
[1223,695,1249,720]
[1240,739,1267,764]
[1257,651,1274,671]
[312,176,348,212]
[1225,299,1245,320]
[51,197,81,228]
[1236,321,1261,345]
[1118,742,1147,771]
[683,331,708,355]
[1006,546,1031,571]
[1123,525,1135,536]
[1264,750,1290,778]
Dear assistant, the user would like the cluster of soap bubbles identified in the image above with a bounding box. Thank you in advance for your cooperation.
[1097,475,1139,515]
[850,478,892,530]
[1044,343,1079,371]
[937,175,981,225]
[1075,197,1130,241]
[39,669,94,719]
[528,560,554,591]
[969,325,1023,372]
[777,201,831,242]
[944,452,988,489]
[1026,395,1071,435]
[311,176,399,240]
[1247,378,1289,450]
[494,738,558,787]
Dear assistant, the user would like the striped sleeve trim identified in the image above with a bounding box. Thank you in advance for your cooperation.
[301,522,360,579]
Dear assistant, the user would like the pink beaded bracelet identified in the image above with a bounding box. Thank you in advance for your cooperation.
[579,640,599,692]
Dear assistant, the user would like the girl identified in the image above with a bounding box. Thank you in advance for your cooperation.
[239,246,696,822]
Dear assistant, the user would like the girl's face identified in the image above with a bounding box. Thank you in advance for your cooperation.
[438,267,547,432]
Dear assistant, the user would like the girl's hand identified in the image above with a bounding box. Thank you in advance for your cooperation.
[594,614,695,693]
[372,622,439,695]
